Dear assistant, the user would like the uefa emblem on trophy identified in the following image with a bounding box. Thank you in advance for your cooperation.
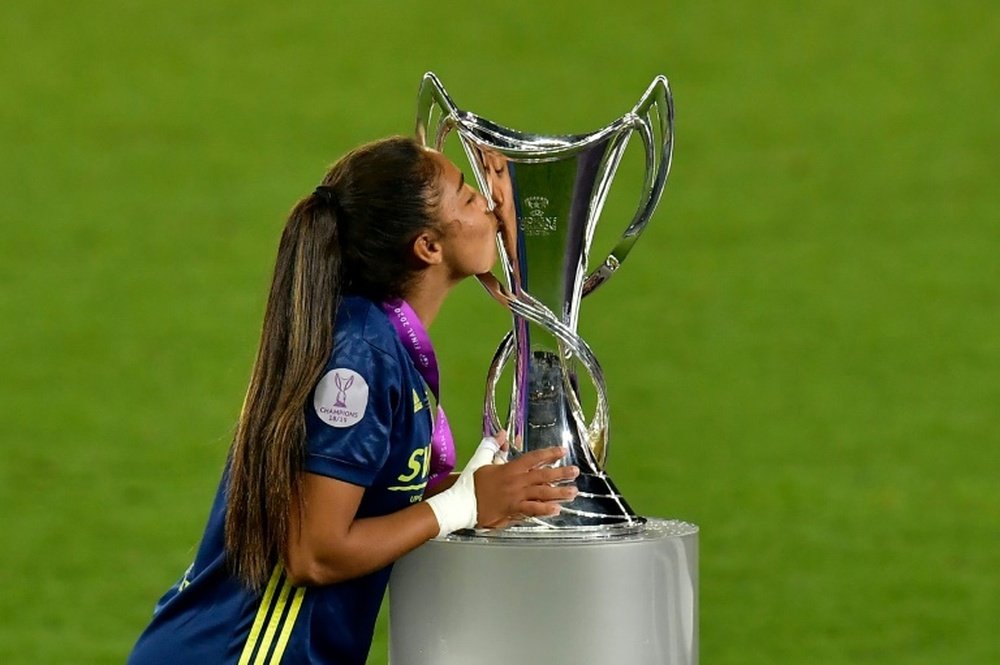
[416,72,674,534]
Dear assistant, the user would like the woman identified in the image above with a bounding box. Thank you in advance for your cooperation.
[127,137,579,664]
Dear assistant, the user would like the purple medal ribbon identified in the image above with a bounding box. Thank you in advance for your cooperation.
[381,299,455,490]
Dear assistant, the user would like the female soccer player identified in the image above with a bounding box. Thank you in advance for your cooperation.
[127,137,578,664]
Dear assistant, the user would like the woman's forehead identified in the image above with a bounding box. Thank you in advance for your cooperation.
[428,151,462,185]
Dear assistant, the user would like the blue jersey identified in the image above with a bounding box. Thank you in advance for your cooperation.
[128,296,434,665]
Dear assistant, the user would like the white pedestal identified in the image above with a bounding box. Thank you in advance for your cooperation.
[389,518,698,665]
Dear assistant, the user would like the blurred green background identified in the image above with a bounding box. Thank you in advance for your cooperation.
[2,1,997,663]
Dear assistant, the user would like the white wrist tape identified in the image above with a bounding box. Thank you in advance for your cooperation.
[425,436,500,538]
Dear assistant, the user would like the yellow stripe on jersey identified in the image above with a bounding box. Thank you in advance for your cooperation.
[252,581,291,665]
[238,566,307,665]
[269,587,306,664]
[238,567,282,665]
[412,388,424,413]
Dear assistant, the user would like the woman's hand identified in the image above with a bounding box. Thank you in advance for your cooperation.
[424,432,579,537]
[473,443,579,529]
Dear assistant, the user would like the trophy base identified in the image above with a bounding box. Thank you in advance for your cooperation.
[466,517,646,539]
[457,471,644,536]
[389,518,698,665]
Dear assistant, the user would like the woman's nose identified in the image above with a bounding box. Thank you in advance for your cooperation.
[480,190,495,212]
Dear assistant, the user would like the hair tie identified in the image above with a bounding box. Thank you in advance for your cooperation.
[313,185,338,206]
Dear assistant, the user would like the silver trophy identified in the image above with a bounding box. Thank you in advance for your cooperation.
[416,72,674,534]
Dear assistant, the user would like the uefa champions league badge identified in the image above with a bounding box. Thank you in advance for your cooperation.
[314,368,369,428]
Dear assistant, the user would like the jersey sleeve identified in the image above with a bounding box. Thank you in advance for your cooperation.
[303,338,400,487]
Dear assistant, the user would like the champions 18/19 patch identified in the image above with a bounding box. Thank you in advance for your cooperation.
[313,368,369,428]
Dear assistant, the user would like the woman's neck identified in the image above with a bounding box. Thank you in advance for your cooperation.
[402,270,453,329]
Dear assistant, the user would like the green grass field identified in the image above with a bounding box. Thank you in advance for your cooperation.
[2,1,997,663]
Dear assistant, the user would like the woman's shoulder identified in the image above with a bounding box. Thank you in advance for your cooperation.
[333,296,401,362]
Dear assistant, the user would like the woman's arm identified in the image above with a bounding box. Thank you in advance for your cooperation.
[285,446,577,587]
[285,474,439,586]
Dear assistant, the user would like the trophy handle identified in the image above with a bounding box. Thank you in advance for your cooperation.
[581,75,674,297]
[416,72,493,199]
[482,330,514,437]
[415,72,459,149]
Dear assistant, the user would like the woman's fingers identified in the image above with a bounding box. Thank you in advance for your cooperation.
[523,484,578,503]
[517,500,563,517]
[509,446,566,470]
[527,465,579,485]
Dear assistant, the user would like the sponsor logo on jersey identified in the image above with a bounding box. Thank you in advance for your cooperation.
[389,442,431,501]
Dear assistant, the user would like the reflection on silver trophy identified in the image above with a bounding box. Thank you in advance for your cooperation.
[416,72,674,534]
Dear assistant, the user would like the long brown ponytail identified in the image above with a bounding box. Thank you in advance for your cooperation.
[225,137,441,589]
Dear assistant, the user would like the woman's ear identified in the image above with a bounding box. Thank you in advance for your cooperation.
[412,230,444,266]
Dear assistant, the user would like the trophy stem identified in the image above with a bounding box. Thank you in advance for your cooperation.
[505,345,643,534]
[480,318,643,535]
